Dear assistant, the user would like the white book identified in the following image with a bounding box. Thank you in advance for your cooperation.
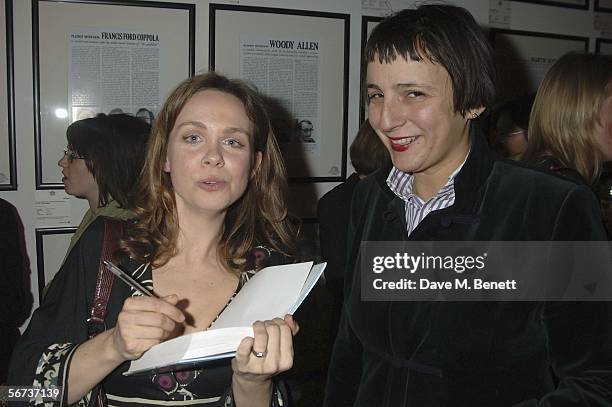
[125,261,326,375]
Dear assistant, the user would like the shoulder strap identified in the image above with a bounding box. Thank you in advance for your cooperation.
[88,218,124,336]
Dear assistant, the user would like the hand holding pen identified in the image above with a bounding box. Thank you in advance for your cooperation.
[104,261,186,360]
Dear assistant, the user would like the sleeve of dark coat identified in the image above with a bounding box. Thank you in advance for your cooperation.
[515,184,612,406]
[322,189,367,406]
[7,221,104,406]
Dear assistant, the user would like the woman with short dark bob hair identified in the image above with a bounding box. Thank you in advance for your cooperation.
[64,113,150,209]
[59,113,150,257]
[325,4,612,406]
[10,72,298,406]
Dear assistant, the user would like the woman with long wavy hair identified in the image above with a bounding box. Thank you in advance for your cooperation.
[10,72,298,407]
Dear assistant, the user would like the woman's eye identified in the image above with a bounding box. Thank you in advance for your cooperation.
[184,134,201,144]
[223,138,244,148]
[367,92,383,102]
[406,91,424,98]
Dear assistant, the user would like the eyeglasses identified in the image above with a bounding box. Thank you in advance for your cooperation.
[62,148,84,162]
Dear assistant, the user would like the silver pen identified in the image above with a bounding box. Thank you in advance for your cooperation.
[103,260,156,297]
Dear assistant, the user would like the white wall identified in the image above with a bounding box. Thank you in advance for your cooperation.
[0,0,607,316]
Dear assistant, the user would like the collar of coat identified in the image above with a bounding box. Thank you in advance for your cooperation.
[373,123,494,216]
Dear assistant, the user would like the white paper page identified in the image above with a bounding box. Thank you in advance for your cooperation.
[212,261,314,329]
[290,262,326,314]
[126,326,253,375]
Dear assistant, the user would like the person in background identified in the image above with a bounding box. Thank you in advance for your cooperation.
[10,72,298,406]
[108,108,124,115]
[523,52,612,235]
[490,94,534,160]
[324,5,612,406]
[523,52,612,185]
[58,113,150,259]
[317,119,390,340]
[0,198,32,384]
[136,108,155,126]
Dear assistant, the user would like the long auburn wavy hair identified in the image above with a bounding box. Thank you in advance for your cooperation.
[120,72,296,272]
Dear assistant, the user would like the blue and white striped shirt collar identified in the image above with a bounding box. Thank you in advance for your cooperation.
[386,153,469,235]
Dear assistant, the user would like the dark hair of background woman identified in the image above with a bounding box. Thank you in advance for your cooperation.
[66,113,151,208]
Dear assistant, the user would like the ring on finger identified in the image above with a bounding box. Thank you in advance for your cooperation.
[251,349,267,358]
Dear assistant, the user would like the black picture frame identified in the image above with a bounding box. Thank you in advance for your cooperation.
[595,0,612,12]
[360,16,384,59]
[596,38,612,54]
[359,15,383,125]
[35,226,77,302]
[491,28,589,101]
[210,4,350,183]
[511,0,589,10]
[32,0,195,189]
[0,0,16,190]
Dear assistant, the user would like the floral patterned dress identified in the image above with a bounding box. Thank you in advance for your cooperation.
[8,218,288,407]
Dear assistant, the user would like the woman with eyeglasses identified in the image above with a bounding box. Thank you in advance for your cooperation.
[58,113,151,258]
[489,94,534,161]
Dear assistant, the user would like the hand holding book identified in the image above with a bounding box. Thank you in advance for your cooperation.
[232,315,298,392]
[125,261,326,375]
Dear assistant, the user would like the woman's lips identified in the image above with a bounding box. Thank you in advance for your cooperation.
[198,180,227,191]
[389,136,418,152]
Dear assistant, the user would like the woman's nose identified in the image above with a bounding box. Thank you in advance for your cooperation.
[378,98,405,133]
[201,145,224,167]
[58,153,69,168]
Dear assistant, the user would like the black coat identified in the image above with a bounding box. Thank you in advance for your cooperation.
[318,173,362,343]
[0,199,31,384]
[323,128,612,406]
[318,172,361,299]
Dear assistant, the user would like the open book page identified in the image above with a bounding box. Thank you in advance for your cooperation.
[290,262,327,314]
[125,261,326,375]
[211,261,314,329]
[127,327,254,375]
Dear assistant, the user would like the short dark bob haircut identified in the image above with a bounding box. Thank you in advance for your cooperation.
[363,4,496,116]
[67,113,151,208]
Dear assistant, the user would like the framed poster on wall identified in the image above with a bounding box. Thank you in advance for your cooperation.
[596,38,612,54]
[491,29,588,102]
[35,227,77,302]
[210,4,350,182]
[361,16,383,59]
[33,0,195,189]
[0,0,16,190]
[511,0,589,9]
[359,15,383,124]
[595,0,612,12]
